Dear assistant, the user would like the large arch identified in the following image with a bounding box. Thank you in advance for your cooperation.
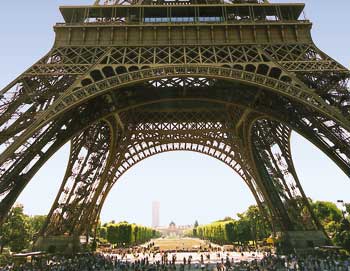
[2,65,350,198]
[1,65,349,166]
[99,151,257,228]
[0,66,349,250]
[35,97,326,240]
[42,110,269,237]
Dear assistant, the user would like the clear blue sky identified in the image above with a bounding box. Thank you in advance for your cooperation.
[0,1,350,227]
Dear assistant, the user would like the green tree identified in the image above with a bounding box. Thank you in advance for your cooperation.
[0,205,31,253]
[334,230,350,250]
[224,221,236,243]
[28,215,46,237]
[344,203,350,219]
[194,205,272,245]
[311,201,342,224]
[106,224,119,244]
[193,220,199,236]
[104,222,159,246]
[235,218,251,244]
[310,200,350,250]
[99,227,107,240]
[324,220,340,239]
[244,205,271,244]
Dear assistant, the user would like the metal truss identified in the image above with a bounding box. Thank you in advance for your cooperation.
[249,119,321,231]
[1,0,350,244]
[23,44,347,77]
[39,101,332,236]
[42,116,121,236]
[41,108,271,236]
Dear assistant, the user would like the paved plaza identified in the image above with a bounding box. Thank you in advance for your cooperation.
[116,250,263,264]
[107,238,264,264]
[149,238,210,250]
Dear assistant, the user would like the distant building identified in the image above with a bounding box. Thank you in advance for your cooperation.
[156,222,193,237]
[152,201,160,228]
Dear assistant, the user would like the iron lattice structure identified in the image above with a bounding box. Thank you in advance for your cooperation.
[0,0,350,245]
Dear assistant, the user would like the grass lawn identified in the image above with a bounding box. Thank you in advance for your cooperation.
[152,238,208,250]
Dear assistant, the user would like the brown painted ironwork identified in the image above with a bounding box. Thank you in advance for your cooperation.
[1,0,350,242]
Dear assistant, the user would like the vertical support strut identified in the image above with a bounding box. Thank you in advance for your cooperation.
[41,115,121,237]
[0,115,84,224]
[246,117,328,248]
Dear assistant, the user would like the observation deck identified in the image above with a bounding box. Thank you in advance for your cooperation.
[60,1,305,24]
[55,0,310,47]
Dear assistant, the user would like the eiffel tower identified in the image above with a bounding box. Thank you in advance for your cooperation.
[1,0,350,251]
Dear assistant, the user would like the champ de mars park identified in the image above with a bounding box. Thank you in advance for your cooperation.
[1,0,350,270]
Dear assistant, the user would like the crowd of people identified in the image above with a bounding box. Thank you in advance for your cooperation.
[1,250,350,271]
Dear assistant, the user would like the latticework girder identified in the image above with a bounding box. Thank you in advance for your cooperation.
[47,107,271,237]
[249,119,321,231]
[42,120,115,236]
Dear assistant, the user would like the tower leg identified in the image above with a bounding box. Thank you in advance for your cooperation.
[35,116,121,252]
[244,117,329,251]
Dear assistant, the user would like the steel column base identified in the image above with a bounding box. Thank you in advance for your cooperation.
[276,231,329,252]
[33,235,81,254]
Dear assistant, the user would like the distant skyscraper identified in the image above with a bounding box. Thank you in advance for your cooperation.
[152,201,160,228]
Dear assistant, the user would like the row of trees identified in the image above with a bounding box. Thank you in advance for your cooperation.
[0,205,46,253]
[1,200,350,253]
[99,222,160,246]
[0,205,159,253]
[189,205,271,245]
[195,221,239,244]
[191,201,350,249]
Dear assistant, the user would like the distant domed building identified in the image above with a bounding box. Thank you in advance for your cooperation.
[156,221,192,237]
